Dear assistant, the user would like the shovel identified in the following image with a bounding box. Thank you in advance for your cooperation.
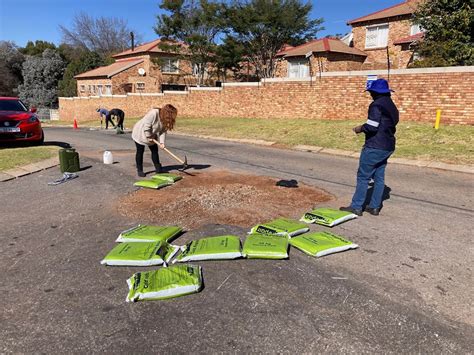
[152,139,188,171]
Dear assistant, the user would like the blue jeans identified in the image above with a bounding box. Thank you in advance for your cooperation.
[351,147,393,210]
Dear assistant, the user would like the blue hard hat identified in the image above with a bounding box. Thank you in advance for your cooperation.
[366,79,393,94]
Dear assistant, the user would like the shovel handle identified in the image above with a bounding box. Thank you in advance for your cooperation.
[153,139,185,165]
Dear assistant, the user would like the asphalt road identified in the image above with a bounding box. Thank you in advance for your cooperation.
[1,127,472,353]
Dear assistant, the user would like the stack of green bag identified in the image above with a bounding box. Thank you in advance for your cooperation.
[126,264,203,302]
[116,225,182,243]
[242,233,289,259]
[101,241,179,266]
[174,235,242,263]
[300,208,357,227]
[289,231,358,257]
[249,218,309,238]
[134,173,182,189]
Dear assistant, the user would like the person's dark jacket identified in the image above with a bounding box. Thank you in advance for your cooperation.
[362,93,399,151]
[108,108,124,118]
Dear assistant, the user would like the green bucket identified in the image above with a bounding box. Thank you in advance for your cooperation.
[59,148,80,173]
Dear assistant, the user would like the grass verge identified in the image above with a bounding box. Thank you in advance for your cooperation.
[174,117,474,165]
[0,146,59,172]
[44,117,474,165]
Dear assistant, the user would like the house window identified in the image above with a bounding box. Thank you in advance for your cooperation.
[410,23,423,35]
[365,24,389,49]
[79,85,85,93]
[97,85,103,96]
[161,58,179,73]
[136,82,145,91]
[105,85,112,95]
[288,60,309,78]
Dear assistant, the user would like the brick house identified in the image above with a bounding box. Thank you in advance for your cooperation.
[74,39,201,97]
[275,38,368,78]
[347,0,424,69]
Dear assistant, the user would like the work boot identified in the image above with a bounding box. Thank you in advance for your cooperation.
[137,171,146,177]
[365,207,380,216]
[339,206,363,216]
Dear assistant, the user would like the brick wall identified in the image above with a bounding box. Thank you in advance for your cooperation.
[60,66,474,125]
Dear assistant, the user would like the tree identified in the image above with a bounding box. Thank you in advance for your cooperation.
[0,41,25,96]
[20,40,57,56]
[58,50,106,97]
[413,0,473,67]
[18,49,66,108]
[214,37,246,81]
[59,12,139,57]
[155,0,226,85]
[225,0,324,78]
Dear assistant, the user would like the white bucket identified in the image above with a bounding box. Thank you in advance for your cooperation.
[103,151,113,164]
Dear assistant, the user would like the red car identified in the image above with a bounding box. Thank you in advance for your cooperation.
[0,97,44,144]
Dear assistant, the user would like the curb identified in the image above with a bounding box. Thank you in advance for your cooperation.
[0,157,59,182]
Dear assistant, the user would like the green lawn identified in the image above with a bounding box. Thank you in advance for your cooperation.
[0,146,59,171]
[174,117,474,165]
[44,117,474,165]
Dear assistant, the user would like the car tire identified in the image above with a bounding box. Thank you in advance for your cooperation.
[36,129,44,145]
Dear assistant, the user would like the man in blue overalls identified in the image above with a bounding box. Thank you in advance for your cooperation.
[340,79,399,216]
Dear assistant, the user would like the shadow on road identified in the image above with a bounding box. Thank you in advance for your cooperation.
[43,141,72,148]
[363,183,392,209]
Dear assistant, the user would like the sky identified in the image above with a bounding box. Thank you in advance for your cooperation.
[0,0,404,47]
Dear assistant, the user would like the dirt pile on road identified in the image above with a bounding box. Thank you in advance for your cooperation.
[117,170,332,229]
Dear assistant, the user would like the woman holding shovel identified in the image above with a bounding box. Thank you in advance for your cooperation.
[131,104,177,177]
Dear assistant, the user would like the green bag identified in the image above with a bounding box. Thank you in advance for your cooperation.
[249,218,309,238]
[242,234,289,259]
[174,235,242,263]
[300,208,357,227]
[101,241,179,266]
[126,264,203,302]
[290,231,358,257]
[134,179,173,189]
[116,225,182,243]
[151,173,183,183]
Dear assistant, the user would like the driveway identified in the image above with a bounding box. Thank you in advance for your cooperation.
[1,127,472,353]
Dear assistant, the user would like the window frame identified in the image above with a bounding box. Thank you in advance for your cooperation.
[79,85,86,93]
[287,59,310,79]
[365,23,389,49]
[161,57,179,74]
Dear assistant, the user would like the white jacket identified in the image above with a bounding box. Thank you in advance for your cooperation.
[132,108,166,146]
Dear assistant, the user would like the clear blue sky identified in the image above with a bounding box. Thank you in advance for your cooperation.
[0,0,402,47]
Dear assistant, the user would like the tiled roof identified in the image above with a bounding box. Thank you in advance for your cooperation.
[112,38,185,58]
[347,0,422,25]
[277,38,367,58]
[394,32,424,45]
[74,58,144,79]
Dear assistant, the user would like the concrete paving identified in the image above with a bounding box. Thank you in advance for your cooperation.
[0,127,472,353]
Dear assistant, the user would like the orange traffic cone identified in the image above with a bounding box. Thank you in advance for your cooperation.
[73,118,78,129]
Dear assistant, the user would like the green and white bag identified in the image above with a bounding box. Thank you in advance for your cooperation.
[134,179,173,189]
[151,173,183,183]
[242,234,289,259]
[300,208,357,227]
[101,241,180,266]
[126,264,203,302]
[174,235,242,263]
[116,225,182,243]
[289,231,358,257]
[249,218,309,238]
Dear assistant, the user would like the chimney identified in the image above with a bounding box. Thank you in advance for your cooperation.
[130,32,135,51]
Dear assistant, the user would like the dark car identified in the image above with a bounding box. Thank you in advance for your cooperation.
[0,97,44,144]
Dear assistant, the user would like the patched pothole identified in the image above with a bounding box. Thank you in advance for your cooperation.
[117,170,332,229]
